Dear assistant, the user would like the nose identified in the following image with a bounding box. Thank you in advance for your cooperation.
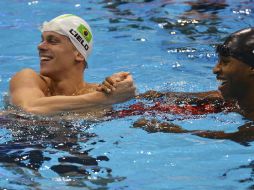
[38,40,48,51]
[213,62,221,75]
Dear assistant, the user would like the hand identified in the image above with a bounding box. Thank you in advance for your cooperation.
[97,72,130,94]
[133,118,185,133]
[103,73,136,104]
[112,74,136,103]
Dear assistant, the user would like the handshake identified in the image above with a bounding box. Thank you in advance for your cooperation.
[97,72,137,104]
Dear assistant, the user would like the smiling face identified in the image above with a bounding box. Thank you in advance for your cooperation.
[213,56,253,100]
[38,31,81,79]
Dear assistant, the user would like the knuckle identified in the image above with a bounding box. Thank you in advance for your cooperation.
[105,76,111,81]
[105,82,111,87]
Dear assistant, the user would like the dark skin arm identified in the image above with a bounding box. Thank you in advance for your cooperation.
[136,90,239,114]
[136,90,225,104]
[133,118,254,146]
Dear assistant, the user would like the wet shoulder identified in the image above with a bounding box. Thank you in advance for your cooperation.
[11,69,49,95]
[12,69,45,84]
[11,68,37,79]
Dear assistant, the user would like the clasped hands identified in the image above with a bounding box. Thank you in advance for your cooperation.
[97,72,136,103]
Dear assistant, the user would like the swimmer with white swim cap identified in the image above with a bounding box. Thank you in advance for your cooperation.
[41,14,93,66]
[9,14,136,115]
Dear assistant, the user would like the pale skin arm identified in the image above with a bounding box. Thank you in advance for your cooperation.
[10,69,136,115]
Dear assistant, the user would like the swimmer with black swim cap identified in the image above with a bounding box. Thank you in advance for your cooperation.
[214,28,254,119]
[216,28,254,67]
[133,28,254,122]
[133,28,254,143]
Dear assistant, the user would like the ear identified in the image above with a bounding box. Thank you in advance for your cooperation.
[74,51,85,62]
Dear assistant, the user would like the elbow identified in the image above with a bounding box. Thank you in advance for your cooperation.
[22,105,52,115]
[10,99,55,115]
[23,105,42,115]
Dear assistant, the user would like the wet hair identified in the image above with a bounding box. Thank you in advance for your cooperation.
[216,27,254,67]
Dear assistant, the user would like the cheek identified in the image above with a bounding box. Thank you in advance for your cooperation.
[224,66,243,82]
[55,48,76,62]
[228,74,250,97]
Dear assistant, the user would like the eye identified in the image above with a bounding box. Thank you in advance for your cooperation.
[220,57,231,65]
[47,36,60,44]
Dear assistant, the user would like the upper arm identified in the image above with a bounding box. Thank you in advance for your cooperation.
[10,69,48,108]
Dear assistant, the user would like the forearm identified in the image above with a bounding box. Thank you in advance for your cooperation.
[138,90,223,103]
[193,130,232,139]
[10,70,136,115]
[23,91,112,115]
[164,90,222,100]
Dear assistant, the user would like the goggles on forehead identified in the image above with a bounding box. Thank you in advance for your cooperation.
[216,44,232,57]
[216,44,254,67]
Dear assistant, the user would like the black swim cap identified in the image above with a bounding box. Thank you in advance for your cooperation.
[216,27,254,66]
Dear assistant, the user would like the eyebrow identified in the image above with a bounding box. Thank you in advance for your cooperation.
[41,34,61,40]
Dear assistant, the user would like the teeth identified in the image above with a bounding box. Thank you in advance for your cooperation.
[218,79,227,85]
[40,56,51,61]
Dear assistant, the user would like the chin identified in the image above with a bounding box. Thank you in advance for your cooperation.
[220,92,232,100]
[40,68,51,77]
[219,87,235,100]
[220,88,244,101]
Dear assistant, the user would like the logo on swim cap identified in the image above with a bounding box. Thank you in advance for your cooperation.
[69,28,89,51]
[77,24,92,43]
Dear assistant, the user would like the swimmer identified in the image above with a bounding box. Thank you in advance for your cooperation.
[102,27,254,144]
[9,14,136,115]
[131,27,254,120]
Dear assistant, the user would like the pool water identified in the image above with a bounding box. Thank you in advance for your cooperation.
[0,0,254,189]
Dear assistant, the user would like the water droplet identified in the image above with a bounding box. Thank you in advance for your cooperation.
[172,62,181,68]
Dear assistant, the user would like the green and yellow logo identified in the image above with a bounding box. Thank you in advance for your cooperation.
[77,24,92,43]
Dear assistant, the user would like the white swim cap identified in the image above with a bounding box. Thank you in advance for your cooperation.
[40,14,93,62]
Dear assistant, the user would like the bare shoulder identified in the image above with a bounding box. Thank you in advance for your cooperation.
[11,68,40,83]
[12,68,37,77]
[10,68,48,93]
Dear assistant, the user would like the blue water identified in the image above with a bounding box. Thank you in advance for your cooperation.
[0,0,254,189]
